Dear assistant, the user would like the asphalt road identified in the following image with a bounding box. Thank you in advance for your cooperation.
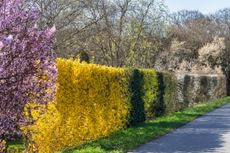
[130,103,230,153]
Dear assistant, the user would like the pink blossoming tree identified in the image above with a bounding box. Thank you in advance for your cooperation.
[0,0,57,151]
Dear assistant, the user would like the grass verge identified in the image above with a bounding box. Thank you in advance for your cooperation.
[7,140,24,153]
[8,97,230,153]
[63,97,230,153]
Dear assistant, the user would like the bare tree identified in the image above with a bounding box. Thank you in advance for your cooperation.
[167,10,216,55]
[29,0,104,56]
[27,0,168,67]
[87,0,168,67]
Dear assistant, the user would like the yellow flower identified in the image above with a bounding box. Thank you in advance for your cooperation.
[23,58,130,152]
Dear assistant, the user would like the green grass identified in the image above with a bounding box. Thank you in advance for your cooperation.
[62,97,230,153]
[7,140,24,152]
[8,97,230,153]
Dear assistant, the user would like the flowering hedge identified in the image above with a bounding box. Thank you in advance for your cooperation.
[55,59,129,151]
[24,59,130,152]
[22,59,227,152]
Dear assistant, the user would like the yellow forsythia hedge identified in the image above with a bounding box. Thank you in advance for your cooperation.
[23,59,130,152]
[55,59,129,151]
[22,103,61,153]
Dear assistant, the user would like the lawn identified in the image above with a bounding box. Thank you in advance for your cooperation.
[8,97,230,153]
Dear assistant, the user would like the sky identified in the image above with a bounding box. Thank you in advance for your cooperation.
[165,0,230,14]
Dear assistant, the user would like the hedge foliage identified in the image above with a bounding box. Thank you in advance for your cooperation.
[127,69,159,124]
[21,103,60,153]
[157,72,183,114]
[22,59,227,152]
[24,59,130,152]
[55,59,129,151]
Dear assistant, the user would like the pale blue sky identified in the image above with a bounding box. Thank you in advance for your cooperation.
[165,0,230,14]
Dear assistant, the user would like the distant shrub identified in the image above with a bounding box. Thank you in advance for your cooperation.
[157,72,182,114]
[127,69,159,125]
[182,74,227,106]
[79,50,90,63]
[127,69,145,124]
[141,69,159,120]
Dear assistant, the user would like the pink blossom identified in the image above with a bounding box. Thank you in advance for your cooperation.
[0,0,57,144]
[47,25,56,36]
[5,35,13,42]
[0,42,4,50]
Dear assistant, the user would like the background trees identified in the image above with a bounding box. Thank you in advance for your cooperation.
[154,9,230,75]
[15,0,230,80]
[29,0,168,67]
[30,0,229,74]
[24,0,230,72]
